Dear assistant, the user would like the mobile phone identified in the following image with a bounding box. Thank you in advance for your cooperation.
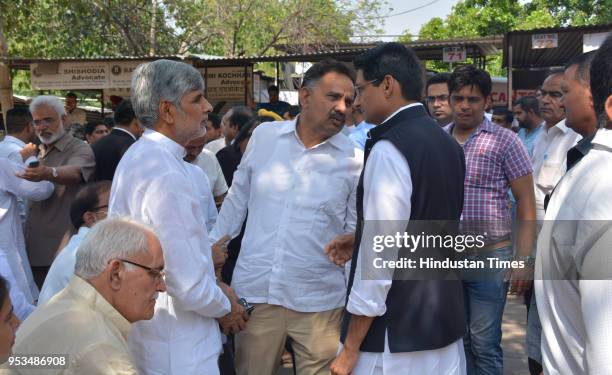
[28,160,40,168]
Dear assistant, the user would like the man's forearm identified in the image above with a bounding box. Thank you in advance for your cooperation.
[343,314,375,353]
[515,198,536,257]
[53,165,85,185]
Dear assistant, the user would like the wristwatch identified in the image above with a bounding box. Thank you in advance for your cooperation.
[51,167,58,178]
[514,255,535,267]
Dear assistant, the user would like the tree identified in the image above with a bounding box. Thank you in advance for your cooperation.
[408,0,611,75]
[0,0,387,58]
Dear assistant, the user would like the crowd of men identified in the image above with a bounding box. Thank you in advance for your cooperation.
[0,34,611,375]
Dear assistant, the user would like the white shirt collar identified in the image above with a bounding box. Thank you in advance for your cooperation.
[3,135,26,148]
[113,127,136,140]
[592,128,612,151]
[380,102,424,125]
[142,128,186,159]
[547,118,569,134]
[285,116,349,151]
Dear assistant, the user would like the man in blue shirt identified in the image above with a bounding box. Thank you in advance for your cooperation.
[513,96,544,157]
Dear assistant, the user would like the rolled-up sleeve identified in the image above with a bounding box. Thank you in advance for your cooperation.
[67,142,96,182]
[144,173,230,318]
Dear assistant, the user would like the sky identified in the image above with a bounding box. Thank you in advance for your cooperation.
[375,0,459,40]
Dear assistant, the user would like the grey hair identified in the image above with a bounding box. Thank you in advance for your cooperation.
[130,59,204,129]
[29,95,66,117]
[74,217,155,279]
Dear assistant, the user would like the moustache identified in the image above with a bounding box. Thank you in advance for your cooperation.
[329,112,345,123]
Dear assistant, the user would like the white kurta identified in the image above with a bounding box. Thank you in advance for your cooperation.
[344,104,466,375]
[0,135,28,225]
[38,226,90,305]
[185,162,218,232]
[0,158,54,318]
[109,129,231,375]
[535,129,612,375]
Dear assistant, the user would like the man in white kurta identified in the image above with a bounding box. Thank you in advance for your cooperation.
[0,158,54,318]
[108,60,245,374]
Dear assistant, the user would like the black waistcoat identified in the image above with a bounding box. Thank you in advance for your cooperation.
[341,105,467,353]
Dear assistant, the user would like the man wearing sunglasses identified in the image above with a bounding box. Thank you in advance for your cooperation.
[9,217,166,375]
[38,181,111,305]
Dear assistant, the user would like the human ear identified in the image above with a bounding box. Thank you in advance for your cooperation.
[108,260,123,291]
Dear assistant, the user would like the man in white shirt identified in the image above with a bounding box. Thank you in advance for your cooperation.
[109,59,247,375]
[329,43,466,375]
[184,133,228,207]
[0,107,38,226]
[0,107,37,164]
[38,181,110,305]
[205,106,253,155]
[210,59,363,375]
[531,71,580,221]
[535,34,612,375]
[0,158,54,319]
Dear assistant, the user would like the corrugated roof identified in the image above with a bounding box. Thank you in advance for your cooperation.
[1,36,503,69]
[504,23,612,69]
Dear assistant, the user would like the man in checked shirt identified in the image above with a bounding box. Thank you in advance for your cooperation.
[444,65,536,375]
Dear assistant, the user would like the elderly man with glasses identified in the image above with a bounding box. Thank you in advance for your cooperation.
[8,217,166,375]
[19,95,96,289]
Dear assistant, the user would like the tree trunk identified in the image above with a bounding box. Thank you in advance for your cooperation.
[149,0,157,56]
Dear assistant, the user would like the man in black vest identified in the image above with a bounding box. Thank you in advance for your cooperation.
[329,43,467,374]
[92,100,143,181]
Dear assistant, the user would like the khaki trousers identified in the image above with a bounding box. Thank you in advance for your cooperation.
[235,303,343,375]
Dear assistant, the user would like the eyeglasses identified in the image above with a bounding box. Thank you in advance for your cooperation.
[32,117,56,127]
[119,259,165,281]
[355,79,380,97]
[426,95,449,103]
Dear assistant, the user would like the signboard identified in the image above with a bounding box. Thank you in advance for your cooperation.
[108,61,145,88]
[199,66,253,102]
[532,33,558,49]
[583,32,611,52]
[31,60,148,90]
[443,47,466,62]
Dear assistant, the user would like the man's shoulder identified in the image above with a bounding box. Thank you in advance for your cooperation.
[93,131,134,150]
[200,147,215,158]
[251,120,290,139]
[62,135,94,155]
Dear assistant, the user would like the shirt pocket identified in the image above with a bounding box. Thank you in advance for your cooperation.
[537,161,564,191]
[465,151,499,187]
[312,176,351,235]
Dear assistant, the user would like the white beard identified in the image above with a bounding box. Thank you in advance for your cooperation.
[38,120,66,145]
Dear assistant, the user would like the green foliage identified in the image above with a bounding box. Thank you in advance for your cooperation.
[411,0,611,76]
[1,0,387,58]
